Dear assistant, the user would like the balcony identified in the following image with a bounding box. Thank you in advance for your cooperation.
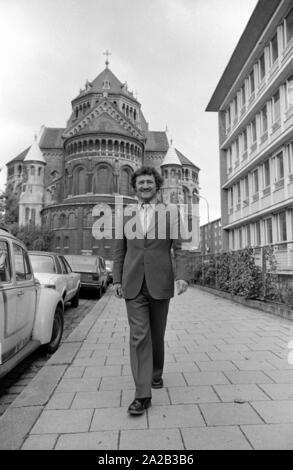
[260,131,268,143]
[241,151,248,162]
[250,142,257,154]
[262,186,271,197]
[274,179,284,191]
[252,192,259,202]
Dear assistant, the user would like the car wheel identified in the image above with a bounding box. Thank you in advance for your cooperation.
[42,306,64,354]
[71,288,80,308]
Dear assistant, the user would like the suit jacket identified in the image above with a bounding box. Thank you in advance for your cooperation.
[113,203,190,299]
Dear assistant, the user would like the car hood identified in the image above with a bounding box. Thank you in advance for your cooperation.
[33,272,58,285]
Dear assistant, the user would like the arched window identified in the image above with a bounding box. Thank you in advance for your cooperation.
[95,140,100,151]
[68,212,76,228]
[30,165,35,176]
[59,213,66,227]
[89,140,93,151]
[93,165,113,194]
[120,168,132,196]
[73,167,87,195]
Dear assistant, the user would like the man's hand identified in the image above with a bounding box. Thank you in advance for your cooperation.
[113,283,123,299]
[176,279,188,295]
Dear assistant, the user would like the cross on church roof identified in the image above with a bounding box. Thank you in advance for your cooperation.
[103,49,112,68]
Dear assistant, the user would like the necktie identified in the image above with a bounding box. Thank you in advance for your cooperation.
[142,203,149,235]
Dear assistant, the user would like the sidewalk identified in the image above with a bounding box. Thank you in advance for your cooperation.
[0,286,293,450]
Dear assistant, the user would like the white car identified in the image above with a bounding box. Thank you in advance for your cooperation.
[0,229,64,379]
[29,251,81,308]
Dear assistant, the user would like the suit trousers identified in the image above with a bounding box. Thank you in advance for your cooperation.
[125,278,170,399]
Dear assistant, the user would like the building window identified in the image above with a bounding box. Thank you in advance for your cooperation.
[30,166,35,176]
[227,148,232,173]
[251,118,257,143]
[241,84,246,108]
[288,142,293,174]
[31,209,36,226]
[246,225,251,247]
[263,160,270,187]
[285,74,293,110]
[265,218,273,244]
[278,212,287,241]
[261,104,268,133]
[285,7,293,43]
[259,53,266,81]
[272,90,281,123]
[274,151,284,181]
[252,169,259,193]
[270,33,278,64]
[242,128,248,153]
[255,221,261,246]
[226,108,231,131]
[228,187,234,210]
[239,228,242,249]
[249,69,255,95]
[236,181,241,204]
[244,175,249,200]
[102,80,110,89]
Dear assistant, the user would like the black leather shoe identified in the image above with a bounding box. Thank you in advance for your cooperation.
[128,398,152,415]
[152,378,164,389]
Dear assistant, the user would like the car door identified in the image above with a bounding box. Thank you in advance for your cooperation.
[11,243,37,351]
[0,239,18,365]
[63,257,80,295]
[58,255,73,301]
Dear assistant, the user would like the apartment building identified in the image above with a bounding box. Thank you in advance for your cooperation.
[207,0,293,270]
[200,218,222,255]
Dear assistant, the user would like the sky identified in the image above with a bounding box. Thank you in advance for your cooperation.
[0,0,258,224]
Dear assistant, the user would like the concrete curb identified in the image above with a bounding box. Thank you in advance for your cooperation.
[192,284,293,321]
[0,291,112,450]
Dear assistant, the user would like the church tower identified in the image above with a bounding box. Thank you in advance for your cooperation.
[19,136,46,227]
[160,139,183,204]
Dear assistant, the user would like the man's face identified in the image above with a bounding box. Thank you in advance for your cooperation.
[135,174,157,203]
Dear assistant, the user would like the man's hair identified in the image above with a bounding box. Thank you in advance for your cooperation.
[131,166,163,191]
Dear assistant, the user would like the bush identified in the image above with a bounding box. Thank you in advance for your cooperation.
[196,249,264,300]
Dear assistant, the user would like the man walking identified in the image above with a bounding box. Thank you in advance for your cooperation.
[113,166,190,415]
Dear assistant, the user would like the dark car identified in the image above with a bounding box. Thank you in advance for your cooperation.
[64,254,108,298]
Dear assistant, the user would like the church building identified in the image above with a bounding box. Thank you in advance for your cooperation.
[6,56,200,258]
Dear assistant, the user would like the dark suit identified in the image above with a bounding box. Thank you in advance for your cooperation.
[113,203,190,398]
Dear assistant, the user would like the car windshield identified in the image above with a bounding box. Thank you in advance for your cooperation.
[65,256,97,272]
[30,255,56,273]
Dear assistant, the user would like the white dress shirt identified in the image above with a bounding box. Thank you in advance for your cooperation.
[138,202,155,235]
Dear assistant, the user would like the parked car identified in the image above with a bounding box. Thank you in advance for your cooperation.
[105,259,113,284]
[0,229,64,380]
[64,254,108,298]
[28,251,81,308]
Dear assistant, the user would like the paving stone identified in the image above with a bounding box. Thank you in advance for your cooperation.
[148,404,205,428]
[45,392,75,409]
[99,376,135,390]
[91,407,148,431]
[174,353,211,362]
[72,356,107,366]
[257,383,293,400]
[105,356,130,365]
[264,370,293,383]
[10,365,66,407]
[196,361,237,372]
[55,378,100,392]
[267,359,293,370]
[232,360,277,371]
[22,434,58,450]
[30,409,93,434]
[71,390,120,408]
[83,365,122,378]
[208,352,245,361]
[120,429,184,450]
[63,366,85,379]
[181,426,252,450]
[241,424,293,450]
[55,431,119,450]
[0,406,43,449]
[46,343,81,365]
[213,384,270,402]
[163,362,200,373]
[250,401,293,423]
[184,371,229,386]
[199,403,263,426]
[224,371,274,384]
[169,386,220,404]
